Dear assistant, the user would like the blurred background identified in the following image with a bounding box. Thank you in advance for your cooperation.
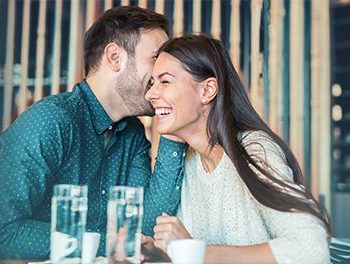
[0,0,349,238]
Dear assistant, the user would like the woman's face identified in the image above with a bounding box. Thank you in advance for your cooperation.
[145,52,205,137]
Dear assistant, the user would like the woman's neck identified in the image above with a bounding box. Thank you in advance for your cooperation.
[185,134,224,173]
[199,145,224,173]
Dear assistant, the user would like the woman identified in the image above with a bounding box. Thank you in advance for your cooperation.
[145,34,330,263]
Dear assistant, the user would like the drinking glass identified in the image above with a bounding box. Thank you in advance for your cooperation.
[106,186,144,264]
[50,184,88,263]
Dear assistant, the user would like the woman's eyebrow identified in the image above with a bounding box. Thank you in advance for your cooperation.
[157,72,175,78]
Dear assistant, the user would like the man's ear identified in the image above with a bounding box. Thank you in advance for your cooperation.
[200,77,218,104]
[104,43,126,72]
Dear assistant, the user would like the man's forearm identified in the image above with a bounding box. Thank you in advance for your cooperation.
[142,137,187,236]
[0,220,50,260]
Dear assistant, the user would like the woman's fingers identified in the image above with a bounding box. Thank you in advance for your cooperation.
[141,234,153,244]
[154,222,174,233]
[156,215,179,224]
[153,215,192,253]
[154,238,169,252]
[153,230,173,241]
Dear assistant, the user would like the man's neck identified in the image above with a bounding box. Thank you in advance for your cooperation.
[85,75,130,123]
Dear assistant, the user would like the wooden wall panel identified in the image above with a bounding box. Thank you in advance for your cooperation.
[230,0,241,72]
[193,0,201,33]
[311,0,331,211]
[250,0,263,116]
[18,0,31,114]
[173,0,184,36]
[155,0,165,14]
[290,0,304,170]
[268,0,284,136]
[51,0,63,95]
[34,0,47,102]
[211,0,221,39]
[67,0,84,91]
[2,0,16,129]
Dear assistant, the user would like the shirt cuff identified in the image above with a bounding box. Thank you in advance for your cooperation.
[156,136,188,165]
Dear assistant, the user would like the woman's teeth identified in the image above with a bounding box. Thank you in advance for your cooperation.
[155,108,172,116]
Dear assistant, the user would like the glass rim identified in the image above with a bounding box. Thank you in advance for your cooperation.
[54,184,87,189]
[108,186,144,202]
[53,184,88,197]
[109,186,144,192]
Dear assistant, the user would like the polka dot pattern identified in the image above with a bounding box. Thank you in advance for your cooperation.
[0,80,187,259]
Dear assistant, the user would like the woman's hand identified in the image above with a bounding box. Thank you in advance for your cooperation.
[153,213,192,252]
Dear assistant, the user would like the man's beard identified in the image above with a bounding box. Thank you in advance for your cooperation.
[115,59,155,117]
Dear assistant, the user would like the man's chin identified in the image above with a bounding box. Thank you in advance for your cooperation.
[135,108,155,117]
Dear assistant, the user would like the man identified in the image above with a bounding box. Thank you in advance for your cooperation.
[0,6,186,259]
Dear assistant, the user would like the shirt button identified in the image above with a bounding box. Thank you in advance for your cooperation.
[182,152,186,157]
[172,151,178,157]
[175,186,180,190]
[101,189,106,195]
[97,228,100,232]
[108,125,113,130]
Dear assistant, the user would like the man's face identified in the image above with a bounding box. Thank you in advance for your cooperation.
[116,28,168,116]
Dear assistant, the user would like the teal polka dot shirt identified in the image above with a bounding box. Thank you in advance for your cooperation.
[0,80,187,259]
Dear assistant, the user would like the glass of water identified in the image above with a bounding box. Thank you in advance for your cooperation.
[106,186,144,264]
[50,184,88,263]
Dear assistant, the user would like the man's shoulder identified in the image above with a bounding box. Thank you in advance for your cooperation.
[5,91,84,138]
[23,91,84,123]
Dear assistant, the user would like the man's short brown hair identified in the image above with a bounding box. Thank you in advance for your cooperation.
[84,6,169,76]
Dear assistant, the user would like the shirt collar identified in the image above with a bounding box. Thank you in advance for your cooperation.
[77,80,127,135]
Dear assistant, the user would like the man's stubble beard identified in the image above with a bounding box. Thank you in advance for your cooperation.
[115,58,155,117]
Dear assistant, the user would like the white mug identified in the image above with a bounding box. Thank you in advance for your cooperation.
[82,232,101,263]
[168,239,206,264]
[50,231,78,263]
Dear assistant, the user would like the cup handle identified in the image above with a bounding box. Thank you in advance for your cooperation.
[65,237,78,257]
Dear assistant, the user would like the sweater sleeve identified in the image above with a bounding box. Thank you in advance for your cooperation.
[266,208,329,264]
[242,131,330,264]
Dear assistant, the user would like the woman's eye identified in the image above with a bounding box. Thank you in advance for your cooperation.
[147,79,154,89]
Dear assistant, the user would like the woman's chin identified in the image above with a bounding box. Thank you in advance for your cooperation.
[157,130,172,136]
[157,127,177,137]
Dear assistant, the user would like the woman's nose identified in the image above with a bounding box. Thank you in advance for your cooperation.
[145,84,157,102]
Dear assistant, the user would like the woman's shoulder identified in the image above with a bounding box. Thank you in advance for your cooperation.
[239,130,274,144]
[239,130,286,162]
[239,130,296,184]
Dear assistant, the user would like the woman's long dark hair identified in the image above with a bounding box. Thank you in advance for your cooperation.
[158,34,331,234]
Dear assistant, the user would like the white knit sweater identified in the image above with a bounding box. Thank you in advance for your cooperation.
[177,131,330,264]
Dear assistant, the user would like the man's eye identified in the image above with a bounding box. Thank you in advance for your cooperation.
[161,80,169,84]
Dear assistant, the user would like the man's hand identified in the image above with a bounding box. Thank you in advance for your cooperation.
[141,235,171,263]
[153,213,192,252]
